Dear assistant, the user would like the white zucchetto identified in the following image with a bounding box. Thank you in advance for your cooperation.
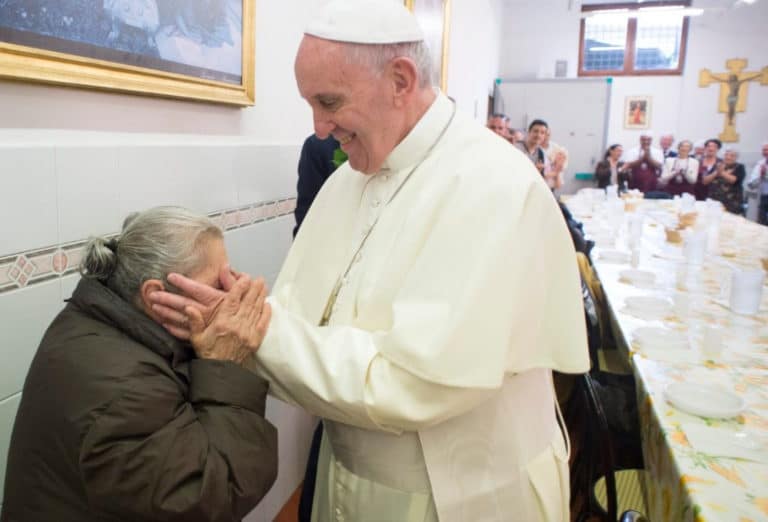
[305,0,425,44]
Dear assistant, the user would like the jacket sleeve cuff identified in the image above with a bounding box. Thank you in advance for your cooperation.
[189,359,270,415]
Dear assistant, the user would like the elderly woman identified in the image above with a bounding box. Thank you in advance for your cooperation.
[706,148,747,214]
[2,207,277,521]
[659,140,699,197]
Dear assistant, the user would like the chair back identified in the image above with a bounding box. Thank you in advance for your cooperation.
[571,373,618,521]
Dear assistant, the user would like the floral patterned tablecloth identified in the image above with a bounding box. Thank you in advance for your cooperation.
[571,197,768,522]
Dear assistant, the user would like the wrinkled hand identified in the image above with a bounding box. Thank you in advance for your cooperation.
[186,275,272,364]
[149,268,272,363]
[149,265,238,339]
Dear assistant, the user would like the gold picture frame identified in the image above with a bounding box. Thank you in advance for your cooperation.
[0,1,255,106]
[405,0,451,93]
[624,95,651,130]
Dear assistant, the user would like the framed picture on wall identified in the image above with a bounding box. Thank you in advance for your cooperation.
[0,0,255,106]
[405,0,451,93]
[624,95,651,129]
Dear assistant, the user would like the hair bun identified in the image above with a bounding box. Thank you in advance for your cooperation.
[80,237,118,281]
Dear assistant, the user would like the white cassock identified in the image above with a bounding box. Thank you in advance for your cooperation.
[248,93,589,522]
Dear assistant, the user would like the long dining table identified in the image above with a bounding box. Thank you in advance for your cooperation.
[566,192,768,522]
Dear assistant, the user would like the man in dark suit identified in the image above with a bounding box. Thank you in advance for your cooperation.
[293,135,340,236]
[660,133,678,159]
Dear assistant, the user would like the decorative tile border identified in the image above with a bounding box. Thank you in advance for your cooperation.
[0,198,297,295]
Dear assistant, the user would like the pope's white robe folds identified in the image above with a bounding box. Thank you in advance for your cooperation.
[249,93,589,521]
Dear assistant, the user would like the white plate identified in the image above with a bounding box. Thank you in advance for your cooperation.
[664,382,745,419]
[625,296,672,317]
[620,269,656,286]
[633,327,688,349]
[599,249,630,264]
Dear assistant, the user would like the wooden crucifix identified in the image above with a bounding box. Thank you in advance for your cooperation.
[699,58,767,142]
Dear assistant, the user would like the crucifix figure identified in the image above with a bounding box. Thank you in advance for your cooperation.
[699,58,768,142]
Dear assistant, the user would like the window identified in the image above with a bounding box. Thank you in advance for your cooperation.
[579,1,691,76]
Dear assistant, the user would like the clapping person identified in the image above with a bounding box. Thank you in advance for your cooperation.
[707,148,747,214]
[695,139,722,200]
[659,139,699,197]
[623,133,664,193]
[747,142,768,224]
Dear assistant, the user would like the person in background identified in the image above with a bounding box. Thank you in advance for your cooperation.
[515,119,549,176]
[594,144,626,190]
[695,138,723,201]
[294,135,341,236]
[1,207,276,522]
[622,133,664,193]
[149,1,589,519]
[707,147,746,214]
[487,113,512,141]
[659,139,699,197]
[693,140,706,161]
[509,127,525,145]
[660,133,677,159]
[747,142,768,225]
[516,119,565,190]
[541,127,568,191]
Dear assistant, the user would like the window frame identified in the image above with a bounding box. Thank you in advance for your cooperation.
[578,0,691,77]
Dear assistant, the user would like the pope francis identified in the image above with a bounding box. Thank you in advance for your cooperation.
[152,1,589,520]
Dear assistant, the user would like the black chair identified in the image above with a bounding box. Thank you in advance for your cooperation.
[567,373,648,522]
[563,254,648,521]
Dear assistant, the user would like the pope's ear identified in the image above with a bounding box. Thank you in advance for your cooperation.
[139,279,165,309]
[389,56,419,107]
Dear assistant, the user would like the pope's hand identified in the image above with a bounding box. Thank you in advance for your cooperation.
[149,269,272,363]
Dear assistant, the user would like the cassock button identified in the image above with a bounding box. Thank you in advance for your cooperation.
[371,199,381,208]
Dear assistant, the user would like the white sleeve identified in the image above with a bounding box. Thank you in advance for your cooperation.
[660,158,674,181]
[250,173,587,433]
[748,161,763,188]
[685,158,699,184]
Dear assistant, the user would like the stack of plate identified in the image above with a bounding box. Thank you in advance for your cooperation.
[619,269,656,288]
[624,295,673,320]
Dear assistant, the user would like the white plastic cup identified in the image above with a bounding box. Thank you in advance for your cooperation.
[700,325,723,358]
[728,269,766,315]
[627,214,644,249]
[684,230,707,266]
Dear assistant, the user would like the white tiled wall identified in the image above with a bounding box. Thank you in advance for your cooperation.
[0,136,312,519]
[0,147,58,255]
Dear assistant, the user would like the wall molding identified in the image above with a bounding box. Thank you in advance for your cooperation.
[0,198,297,295]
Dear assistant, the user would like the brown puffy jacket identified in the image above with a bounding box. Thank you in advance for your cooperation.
[1,277,277,522]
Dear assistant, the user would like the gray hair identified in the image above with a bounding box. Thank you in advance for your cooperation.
[80,206,223,303]
[723,147,739,157]
[678,139,693,149]
[343,41,434,88]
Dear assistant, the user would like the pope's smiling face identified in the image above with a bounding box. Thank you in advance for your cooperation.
[295,36,405,175]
